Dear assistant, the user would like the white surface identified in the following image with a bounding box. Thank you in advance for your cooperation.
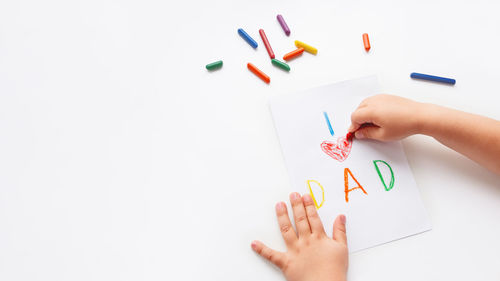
[270,76,431,252]
[0,0,499,280]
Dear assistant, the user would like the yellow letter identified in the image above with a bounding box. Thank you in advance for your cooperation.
[307,180,325,209]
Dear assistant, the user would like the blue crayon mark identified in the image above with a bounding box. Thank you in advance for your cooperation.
[410,72,456,85]
[238,28,258,49]
[323,112,334,136]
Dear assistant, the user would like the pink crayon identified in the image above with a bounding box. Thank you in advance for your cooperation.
[277,14,290,36]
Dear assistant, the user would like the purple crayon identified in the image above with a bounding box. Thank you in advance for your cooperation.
[277,14,290,36]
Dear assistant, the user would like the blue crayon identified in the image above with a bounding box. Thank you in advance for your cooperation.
[410,72,456,85]
[238,28,258,49]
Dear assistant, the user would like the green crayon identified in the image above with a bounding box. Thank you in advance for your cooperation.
[206,60,223,71]
[271,59,290,71]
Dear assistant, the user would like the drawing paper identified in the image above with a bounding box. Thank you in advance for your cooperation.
[270,76,431,252]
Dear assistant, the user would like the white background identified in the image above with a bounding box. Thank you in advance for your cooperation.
[0,0,499,280]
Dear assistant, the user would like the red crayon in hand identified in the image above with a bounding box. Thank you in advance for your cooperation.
[259,29,275,59]
[346,132,354,141]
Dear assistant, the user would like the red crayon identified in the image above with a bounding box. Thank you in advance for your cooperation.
[346,132,354,141]
[259,29,275,59]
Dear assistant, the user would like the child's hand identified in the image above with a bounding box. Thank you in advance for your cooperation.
[251,193,348,281]
[349,94,426,141]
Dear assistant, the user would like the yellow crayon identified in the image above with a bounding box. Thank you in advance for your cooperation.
[295,40,318,55]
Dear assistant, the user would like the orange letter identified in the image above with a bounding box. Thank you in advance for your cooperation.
[307,180,325,209]
[344,168,368,202]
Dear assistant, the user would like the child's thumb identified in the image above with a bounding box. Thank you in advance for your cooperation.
[332,214,347,246]
[355,126,384,140]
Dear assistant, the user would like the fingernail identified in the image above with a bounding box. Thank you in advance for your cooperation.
[251,241,258,249]
[290,192,300,201]
[303,194,313,204]
[275,202,285,212]
[355,131,364,139]
[340,214,346,224]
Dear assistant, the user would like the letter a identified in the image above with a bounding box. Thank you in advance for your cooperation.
[344,168,368,202]
[373,160,395,191]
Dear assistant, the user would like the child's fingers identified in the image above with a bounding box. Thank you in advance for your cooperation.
[289,192,311,237]
[348,123,357,133]
[332,214,347,246]
[275,202,298,247]
[350,108,375,129]
[251,240,287,269]
[354,126,384,140]
[302,194,326,236]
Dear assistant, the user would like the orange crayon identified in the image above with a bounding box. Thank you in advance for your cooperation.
[247,63,270,84]
[362,33,371,51]
[283,47,305,61]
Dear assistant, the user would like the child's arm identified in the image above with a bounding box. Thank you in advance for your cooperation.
[252,193,348,281]
[349,94,500,174]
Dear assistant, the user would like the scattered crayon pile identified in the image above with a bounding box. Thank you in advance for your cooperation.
[205,15,456,86]
[205,14,320,84]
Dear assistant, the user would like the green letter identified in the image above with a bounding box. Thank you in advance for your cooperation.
[373,160,395,191]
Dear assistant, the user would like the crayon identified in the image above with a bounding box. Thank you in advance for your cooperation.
[346,132,354,141]
[238,28,258,49]
[271,59,290,71]
[410,72,456,85]
[277,14,290,36]
[259,29,275,59]
[295,40,317,55]
[362,33,370,51]
[247,63,270,84]
[283,48,304,61]
[205,60,223,71]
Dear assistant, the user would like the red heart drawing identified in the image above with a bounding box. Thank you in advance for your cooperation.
[320,136,353,162]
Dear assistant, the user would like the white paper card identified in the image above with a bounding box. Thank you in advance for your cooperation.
[270,76,431,252]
